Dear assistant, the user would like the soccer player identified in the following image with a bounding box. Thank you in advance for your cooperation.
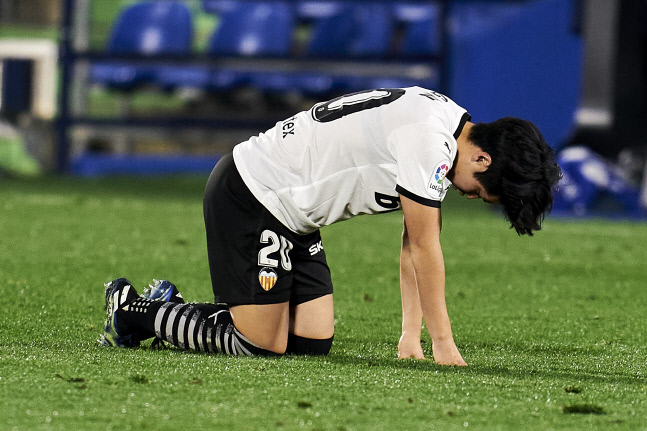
[100,87,561,365]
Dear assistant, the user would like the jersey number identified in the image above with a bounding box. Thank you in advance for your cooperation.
[375,192,401,210]
[311,88,405,123]
[258,230,293,271]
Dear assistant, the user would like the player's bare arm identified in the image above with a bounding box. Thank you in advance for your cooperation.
[398,222,425,360]
[400,194,467,366]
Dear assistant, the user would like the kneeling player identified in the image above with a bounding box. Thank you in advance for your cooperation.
[99,87,561,365]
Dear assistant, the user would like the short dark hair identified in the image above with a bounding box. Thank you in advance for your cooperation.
[471,117,562,236]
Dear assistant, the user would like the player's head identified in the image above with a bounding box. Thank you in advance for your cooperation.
[470,117,562,236]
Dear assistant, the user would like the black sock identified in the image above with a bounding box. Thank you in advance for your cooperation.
[116,299,277,356]
[286,333,334,355]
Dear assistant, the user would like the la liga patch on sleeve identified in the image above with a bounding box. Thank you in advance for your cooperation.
[428,160,450,199]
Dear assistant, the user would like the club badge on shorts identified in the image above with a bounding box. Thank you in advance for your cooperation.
[258,267,278,291]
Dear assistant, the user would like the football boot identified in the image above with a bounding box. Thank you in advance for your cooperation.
[141,279,184,304]
[99,278,142,348]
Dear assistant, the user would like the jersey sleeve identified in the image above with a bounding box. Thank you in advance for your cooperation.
[389,125,455,208]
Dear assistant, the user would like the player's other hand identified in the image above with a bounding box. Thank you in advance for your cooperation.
[432,339,467,366]
[397,333,426,359]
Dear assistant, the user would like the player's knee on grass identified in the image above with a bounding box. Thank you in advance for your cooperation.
[286,333,334,355]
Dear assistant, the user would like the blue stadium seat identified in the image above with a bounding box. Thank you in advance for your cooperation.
[341,3,442,93]
[158,1,295,92]
[293,2,395,96]
[329,2,442,95]
[245,2,350,97]
[245,1,350,97]
[301,2,354,58]
[90,1,193,89]
[208,1,294,57]
[394,3,442,57]
[301,2,392,58]
[348,4,393,58]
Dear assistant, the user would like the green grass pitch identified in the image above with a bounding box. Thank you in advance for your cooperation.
[0,176,645,431]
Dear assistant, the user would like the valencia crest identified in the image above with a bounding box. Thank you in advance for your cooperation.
[258,267,278,291]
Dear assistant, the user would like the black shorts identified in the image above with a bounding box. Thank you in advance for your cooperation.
[203,152,333,306]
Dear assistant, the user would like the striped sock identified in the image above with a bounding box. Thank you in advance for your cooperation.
[116,299,274,356]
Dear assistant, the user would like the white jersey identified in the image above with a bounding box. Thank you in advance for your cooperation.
[233,87,470,234]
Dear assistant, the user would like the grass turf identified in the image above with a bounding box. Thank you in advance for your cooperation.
[0,176,645,431]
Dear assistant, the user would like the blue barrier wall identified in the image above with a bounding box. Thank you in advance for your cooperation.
[449,0,582,150]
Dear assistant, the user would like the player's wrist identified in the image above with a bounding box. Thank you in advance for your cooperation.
[429,332,455,344]
[400,327,422,338]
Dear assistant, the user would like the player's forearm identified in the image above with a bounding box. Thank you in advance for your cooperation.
[408,240,454,342]
[400,228,423,335]
[399,197,464,365]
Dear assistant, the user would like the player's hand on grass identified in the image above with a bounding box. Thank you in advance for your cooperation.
[397,332,426,359]
[432,338,467,366]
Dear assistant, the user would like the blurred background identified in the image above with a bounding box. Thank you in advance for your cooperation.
[0,0,646,217]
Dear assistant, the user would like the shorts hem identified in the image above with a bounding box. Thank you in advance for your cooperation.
[214,295,292,306]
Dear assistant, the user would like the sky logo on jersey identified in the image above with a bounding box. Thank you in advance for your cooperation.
[258,267,278,291]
